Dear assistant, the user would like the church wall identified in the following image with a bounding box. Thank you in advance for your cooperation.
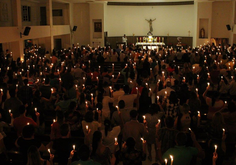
[73,3,90,46]
[211,1,230,39]
[105,5,194,37]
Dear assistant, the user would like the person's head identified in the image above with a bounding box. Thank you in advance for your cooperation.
[169,91,178,104]
[69,101,77,111]
[123,85,130,94]
[27,146,41,165]
[9,87,16,98]
[165,116,174,128]
[84,111,94,122]
[91,131,102,155]
[19,105,26,115]
[181,104,190,114]
[118,100,125,109]
[60,123,70,137]
[126,137,136,149]
[149,104,160,116]
[78,145,90,161]
[23,79,28,86]
[175,132,187,146]
[22,125,35,138]
[137,79,142,86]
[114,84,121,91]
[166,81,171,87]
[140,87,149,98]
[212,112,224,126]
[130,110,138,120]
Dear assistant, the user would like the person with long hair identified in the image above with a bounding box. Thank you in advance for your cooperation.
[144,104,164,161]
[27,145,54,165]
[202,86,225,120]
[138,87,152,116]
[91,131,116,165]
[164,91,180,119]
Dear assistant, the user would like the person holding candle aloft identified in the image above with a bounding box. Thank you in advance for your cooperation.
[202,86,225,120]
[161,131,204,165]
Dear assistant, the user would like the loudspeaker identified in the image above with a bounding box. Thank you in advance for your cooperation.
[23,27,31,36]
[72,26,77,31]
[226,24,231,31]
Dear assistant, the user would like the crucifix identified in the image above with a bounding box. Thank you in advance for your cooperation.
[145,18,156,32]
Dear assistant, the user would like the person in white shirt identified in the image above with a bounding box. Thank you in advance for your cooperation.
[122,34,127,45]
[157,81,175,98]
[113,84,125,106]
[118,85,137,111]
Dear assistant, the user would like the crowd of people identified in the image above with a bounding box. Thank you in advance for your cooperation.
[0,42,236,165]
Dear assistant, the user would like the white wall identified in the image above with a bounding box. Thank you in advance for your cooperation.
[211,1,230,38]
[73,3,90,46]
[52,2,69,25]
[105,5,194,37]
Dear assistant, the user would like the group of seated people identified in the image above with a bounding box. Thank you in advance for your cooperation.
[0,42,235,165]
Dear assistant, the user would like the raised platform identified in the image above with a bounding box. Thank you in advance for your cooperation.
[135,42,165,50]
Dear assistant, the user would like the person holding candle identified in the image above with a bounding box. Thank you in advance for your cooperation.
[101,119,121,154]
[137,87,152,116]
[161,131,204,165]
[82,111,101,145]
[91,131,116,165]
[144,104,164,161]
[4,87,23,120]
[67,144,101,165]
[27,145,54,165]
[13,105,40,137]
[204,112,226,165]
[123,110,148,151]
[202,87,225,120]
[15,125,47,164]
[121,137,146,165]
[50,111,65,140]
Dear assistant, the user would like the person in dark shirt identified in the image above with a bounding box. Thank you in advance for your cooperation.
[15,125,46,163]
[18,79,33,105]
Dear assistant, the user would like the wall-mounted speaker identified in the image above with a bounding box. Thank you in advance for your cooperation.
[23,27,31,36]
[226,24,231,31]
[72,26,77,32]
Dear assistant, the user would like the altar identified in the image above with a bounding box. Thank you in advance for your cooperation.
[135,42,165,50]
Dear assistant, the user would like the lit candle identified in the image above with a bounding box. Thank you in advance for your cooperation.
[158,119,161,123]
[116,105,119,111]
[53,119,56,123]
[9,109,11,113]
[207,82,210,86]
[51,88,53,93]
[91,93,93,99]
[170,155,174,165]
[214,145,217,153]
[222,128,225,136]
[157,96,159,102]
[164,159,168,165]
[118,72,120,75]
[140,137,144,142]
[16,84,18,88]
[165,91,167,96]
[48,149,50,154]
[86,125,88,131]
[188,128,192,131]
[27,123,30,125]
[34,108,37,112]
[143,115,146,120]
[196,88,198,94]
[115,137,117,143]
[73,145,75,150]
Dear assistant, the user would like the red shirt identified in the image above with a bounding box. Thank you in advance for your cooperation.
[131,86,143,94]
[13,116,37,136]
